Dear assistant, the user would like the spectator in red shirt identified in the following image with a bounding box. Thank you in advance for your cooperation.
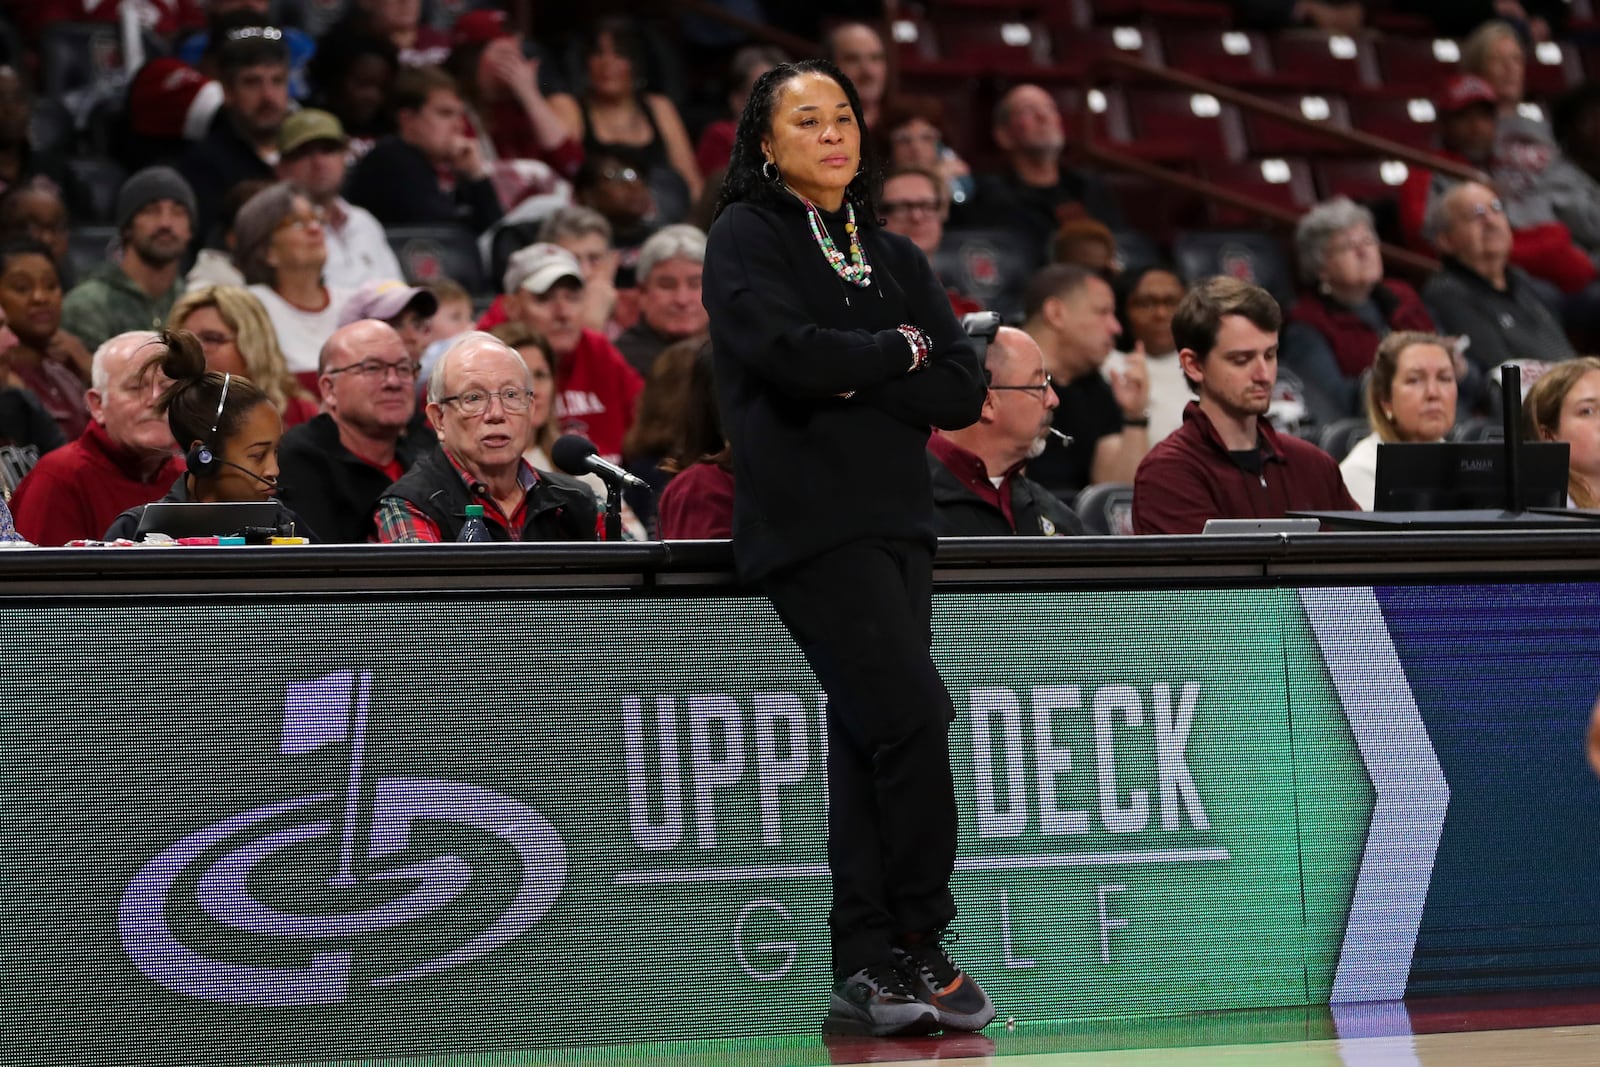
[348,0,450,67]
[8,330,185,545]
[445,9,583,182]
[1133,277,1357,534]
[696,46,789,178]
[501,243,643,464]
[656,340,733,540]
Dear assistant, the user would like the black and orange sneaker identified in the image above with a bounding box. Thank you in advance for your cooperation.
[824,962,941,1037]
[893,933,996,1032]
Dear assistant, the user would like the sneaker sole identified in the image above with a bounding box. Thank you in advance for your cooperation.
[930,1003,997,1031]
[822,1006,941,1037]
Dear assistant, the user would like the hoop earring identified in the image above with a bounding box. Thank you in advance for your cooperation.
[762,160,780,183]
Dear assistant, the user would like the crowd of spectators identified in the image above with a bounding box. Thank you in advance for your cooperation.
[1,1,1598,547]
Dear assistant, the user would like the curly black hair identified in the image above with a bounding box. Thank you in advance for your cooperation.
[713,59,881,226]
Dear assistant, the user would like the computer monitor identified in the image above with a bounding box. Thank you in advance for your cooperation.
[1373,442,1569,511]
[134,501,284,540]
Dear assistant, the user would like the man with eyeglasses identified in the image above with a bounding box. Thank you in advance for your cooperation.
[1421,180,1575,390]
[926,325,1082,537]
[276,320,436,543]
[880,166,981,316]
[8,331,186,545]
[375,331,598,543]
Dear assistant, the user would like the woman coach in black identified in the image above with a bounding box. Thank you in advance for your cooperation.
[701,59,992,1037]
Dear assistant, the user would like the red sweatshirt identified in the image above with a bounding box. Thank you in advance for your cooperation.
[554,329,644,464]
[1133,403,1357,535]
[9,420,185,545]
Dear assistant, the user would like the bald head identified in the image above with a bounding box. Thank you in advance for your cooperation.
[91,330,160,392]
[319,318,404,374]
[827,22,886,110]
[987,326,1044,382]
[995,83,1063,157]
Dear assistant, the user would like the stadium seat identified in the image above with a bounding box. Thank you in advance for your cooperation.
[66,225,116,285]
[387,225,489,297]
[1073,482,1135,536]
[1241,92,1354,156]
[28,98,74,156]
[1159,28,1274,84]
[0,443,40,497]
[1172,230,1295,306]
[1524,40,1586,100]
[1312,157,1415,205]
[1199,158,1317,226]
[1052,24,1164,69]
[1346,94,1439,154]
[63,157,127,225]
[1052,84,1131,145]
[1449,417,1505,443]
[891,14,984,78]
[1266,32,1379,93]
[1123,88,1248,163]
[1085,0,1232,27]
[933,17,1059,71]
[1317,417,1371,462]
[1373,36,1463,98]
[933,227,1043,321]
[39,23,166,101]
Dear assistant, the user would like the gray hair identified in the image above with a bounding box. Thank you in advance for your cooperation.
[231,182,301,287]
[427,330,533,406]
[537,205,612,246]
[90,330,160,392]
[1421,180,1487,249]
[1294,196,1375,284]
[636,224,707,285]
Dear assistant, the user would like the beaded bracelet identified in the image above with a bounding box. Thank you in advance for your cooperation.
[896,325,931,372]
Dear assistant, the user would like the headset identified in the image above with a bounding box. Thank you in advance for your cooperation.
[184,372,231,478]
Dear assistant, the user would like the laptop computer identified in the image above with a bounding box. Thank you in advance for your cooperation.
[133,501,284,540]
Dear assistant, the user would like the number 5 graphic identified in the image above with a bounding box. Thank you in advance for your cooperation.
[118,671,568,1006]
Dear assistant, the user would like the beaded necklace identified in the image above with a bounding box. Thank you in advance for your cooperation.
[797,194,872,288]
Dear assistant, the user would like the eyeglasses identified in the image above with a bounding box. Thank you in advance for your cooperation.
[194,330,236,348]
[277,206,326,232]
[990,374,1053,397]
[881,199,941,217]
[437,388,533,415]
[1127,294,1181,311]
[601,167,641,183]
[1463,198,1506,220]
[326,358,421,380]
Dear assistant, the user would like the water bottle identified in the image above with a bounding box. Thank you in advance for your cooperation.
[457,504,492,543]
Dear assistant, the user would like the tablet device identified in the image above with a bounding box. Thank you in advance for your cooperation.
[134,501,283,540]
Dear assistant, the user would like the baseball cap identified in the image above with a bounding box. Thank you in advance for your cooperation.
[128,59,224,141]
[503,243,584,295]
[1438,75,1498,115]
[338,279,440,327]
[279,109,348,156]
[453,9,511,48]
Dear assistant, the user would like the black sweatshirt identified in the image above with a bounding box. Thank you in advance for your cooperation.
[703,195,986,581]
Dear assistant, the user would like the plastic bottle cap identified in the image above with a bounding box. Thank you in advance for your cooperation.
[465,504,485,517]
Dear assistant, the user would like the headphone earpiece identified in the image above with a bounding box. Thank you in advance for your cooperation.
[186,442,220,477]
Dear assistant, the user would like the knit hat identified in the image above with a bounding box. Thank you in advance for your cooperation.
[115,166,198,234]
[127,59,224,142]
[453,9,511,48]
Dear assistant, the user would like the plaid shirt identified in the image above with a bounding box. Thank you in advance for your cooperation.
[374,449,541,543]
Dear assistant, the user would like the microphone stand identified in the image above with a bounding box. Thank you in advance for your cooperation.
[604,484,623,543]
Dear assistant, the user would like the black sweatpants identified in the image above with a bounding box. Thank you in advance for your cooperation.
[762,537,959,979]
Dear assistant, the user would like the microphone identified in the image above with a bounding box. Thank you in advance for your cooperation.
[551,434,651,491]
[1048,427,1075,447]
[220,460,279,490]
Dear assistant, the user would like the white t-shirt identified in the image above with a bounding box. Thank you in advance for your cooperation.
[1104,348,1187,445]
[1339,432,1381,511]
[250,284,352,375]
[323,199,405,291]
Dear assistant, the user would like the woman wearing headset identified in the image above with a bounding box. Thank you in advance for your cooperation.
[103,330,314,541]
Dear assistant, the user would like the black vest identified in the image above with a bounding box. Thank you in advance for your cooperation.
[383,447,599,542]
